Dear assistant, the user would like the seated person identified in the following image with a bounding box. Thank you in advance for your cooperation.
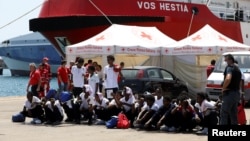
[171,95,196,132]
[144,96,176,131]
[117,86,136,127]
[21,91,45,124]
[134,95,147,119]
[195,92,218,135]
[93,92,110,122]
[107,90,123,117]
[152,87,164,108]
[134,94,159,130]
[59,91,74,123]
[44,98,64,125]
[74,85,95,125]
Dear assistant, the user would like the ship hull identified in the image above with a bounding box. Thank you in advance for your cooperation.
[1,56,60,76]
[29,0,250,56]
[0,32,62,76]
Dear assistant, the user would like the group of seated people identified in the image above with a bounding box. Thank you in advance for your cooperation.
[18,85,220,135]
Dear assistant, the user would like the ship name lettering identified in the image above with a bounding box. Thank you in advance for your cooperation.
[137,1,156,10]
[159,3,188,12]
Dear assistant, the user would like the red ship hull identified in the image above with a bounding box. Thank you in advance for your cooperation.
[30,0,244,57]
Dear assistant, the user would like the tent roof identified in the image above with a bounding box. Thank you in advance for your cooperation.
[162,24,250,55]
[66,24,176,56]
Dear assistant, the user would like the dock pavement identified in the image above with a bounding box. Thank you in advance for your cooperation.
[0,96,249,141]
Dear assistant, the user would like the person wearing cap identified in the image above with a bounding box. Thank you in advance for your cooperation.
[38,63,50,99]
[27,63,42,98]
[117,86,136,127]
[73,84,95,125]
[42,57,52,86]
[71,57,87,98]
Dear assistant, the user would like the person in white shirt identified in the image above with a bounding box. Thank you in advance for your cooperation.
[71,57,86,98]
[87,65,99,95]
[117,86,136,127]
[135,94,159,129]
[21,91,45,124]
[93,92,110,121]
[74,85,95,125]
[153,87,164,108]
[103,55,121,100]
[44,98,64,125]
[195,92,218,135]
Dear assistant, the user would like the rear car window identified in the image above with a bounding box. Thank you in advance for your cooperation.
[121,69,139,78]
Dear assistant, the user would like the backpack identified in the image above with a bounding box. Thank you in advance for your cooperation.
[117,113,130,129]
[12,113,25,122]
[106,116,118,129]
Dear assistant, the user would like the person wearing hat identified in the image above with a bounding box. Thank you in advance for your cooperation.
[42,57,52,87]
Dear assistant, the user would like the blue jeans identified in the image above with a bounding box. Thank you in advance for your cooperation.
[220,90,240,125]
[58,82,68,93]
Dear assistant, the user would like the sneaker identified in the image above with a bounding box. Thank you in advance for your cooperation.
[160,126,169,132]
[34,119,42,124]
[53,121,61,125]
[168,126,176,132]
[30,118,36,124]
[196,127,208,135]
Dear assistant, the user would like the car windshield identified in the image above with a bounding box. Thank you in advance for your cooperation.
[214,54,250,72]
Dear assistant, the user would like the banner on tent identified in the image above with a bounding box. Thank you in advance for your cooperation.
[162,46,216,55]
[66,46,114,55]
[217,46,250,54]
[116,47,161,56]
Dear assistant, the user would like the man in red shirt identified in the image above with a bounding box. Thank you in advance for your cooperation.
[38,63,49,98]
[206,59,216,78]
[27,63,41,98]
[57,60,70,93]
[43,57,52,82]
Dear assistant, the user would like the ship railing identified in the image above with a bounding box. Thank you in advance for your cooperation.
[208,6,236,21]
[208,6,250,22]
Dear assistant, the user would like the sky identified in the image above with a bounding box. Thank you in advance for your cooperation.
[0,0,44,42]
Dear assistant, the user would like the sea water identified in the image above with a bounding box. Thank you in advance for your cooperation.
[0,69,58,97]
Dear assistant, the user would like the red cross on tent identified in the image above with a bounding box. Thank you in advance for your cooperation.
[191,35,202,41]
[107,47,111,52]
[140,32,152,40]
[165,49,169,53]
[69,48,72,52]
[218,35,227,42]
[122,48,125,52]
[208,48,212,52]
[96,35,105,41]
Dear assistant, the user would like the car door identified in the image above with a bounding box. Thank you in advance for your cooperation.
[159,69,181,96]
[145,68,163,92]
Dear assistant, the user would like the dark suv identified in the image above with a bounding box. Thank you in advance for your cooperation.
[118,66,188,98]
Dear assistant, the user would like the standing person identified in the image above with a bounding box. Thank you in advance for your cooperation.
[26,63,41,98]
[57,60,70,93]
[117,62,124,83]
[42,57,52,85]
[103,55,121,100]
[68,60,75,92]
[206,59,216,78]
[38,63,49,98]
[220,54,242,125]
[96,64,104,93]
[71,57,86,98]
[87,65,99,95]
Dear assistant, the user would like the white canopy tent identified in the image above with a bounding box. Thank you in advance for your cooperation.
[66,24,177,57]
[162,24,250,56]
[157,24,250,97]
